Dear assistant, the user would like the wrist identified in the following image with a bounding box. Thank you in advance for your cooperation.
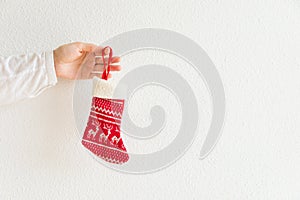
[53,49,62,78]
[45,51,58,85]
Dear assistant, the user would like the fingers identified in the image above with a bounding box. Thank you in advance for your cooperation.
[89,73,112,79]
[93,46,103,56]
[79,51,97,78]
[95,56,121,65]
[94,65,122,72]
[92,46,120,64]
[78,67,114,80]
[77,44,121,80]
[93,46,116,57]
[111,56,121,63]
[109,65,122,71]
[80,51,121,78]
[76,42,98,53]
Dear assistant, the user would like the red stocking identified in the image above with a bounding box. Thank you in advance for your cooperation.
[81,47,129,164]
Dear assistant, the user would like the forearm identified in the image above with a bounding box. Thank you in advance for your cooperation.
[0,51,57,106]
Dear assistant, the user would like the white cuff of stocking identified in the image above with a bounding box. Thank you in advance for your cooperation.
[93,76,127,100]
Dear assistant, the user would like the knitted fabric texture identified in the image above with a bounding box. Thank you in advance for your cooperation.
[82,77,129,164]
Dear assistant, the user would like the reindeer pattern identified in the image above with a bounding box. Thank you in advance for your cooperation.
[86,118,121,147]
[82,96,129,164]
[87,120,100,139]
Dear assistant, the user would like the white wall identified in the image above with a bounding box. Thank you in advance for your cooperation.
[0,0,300,199]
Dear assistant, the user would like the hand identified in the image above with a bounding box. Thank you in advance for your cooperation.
[53,42,121,80]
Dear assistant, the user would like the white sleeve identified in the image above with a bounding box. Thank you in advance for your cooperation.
[0,51,58,106]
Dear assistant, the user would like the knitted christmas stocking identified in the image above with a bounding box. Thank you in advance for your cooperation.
[81,47,129,164]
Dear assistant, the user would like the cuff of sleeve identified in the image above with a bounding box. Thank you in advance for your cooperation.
[45,51,58,86]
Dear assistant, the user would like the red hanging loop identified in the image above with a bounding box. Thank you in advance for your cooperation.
[101,46,113,80]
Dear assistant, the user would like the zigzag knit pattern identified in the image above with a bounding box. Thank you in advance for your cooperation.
[92,105,123,118]
[82,97,129,164]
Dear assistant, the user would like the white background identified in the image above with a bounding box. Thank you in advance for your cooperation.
[0,0,300,199]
